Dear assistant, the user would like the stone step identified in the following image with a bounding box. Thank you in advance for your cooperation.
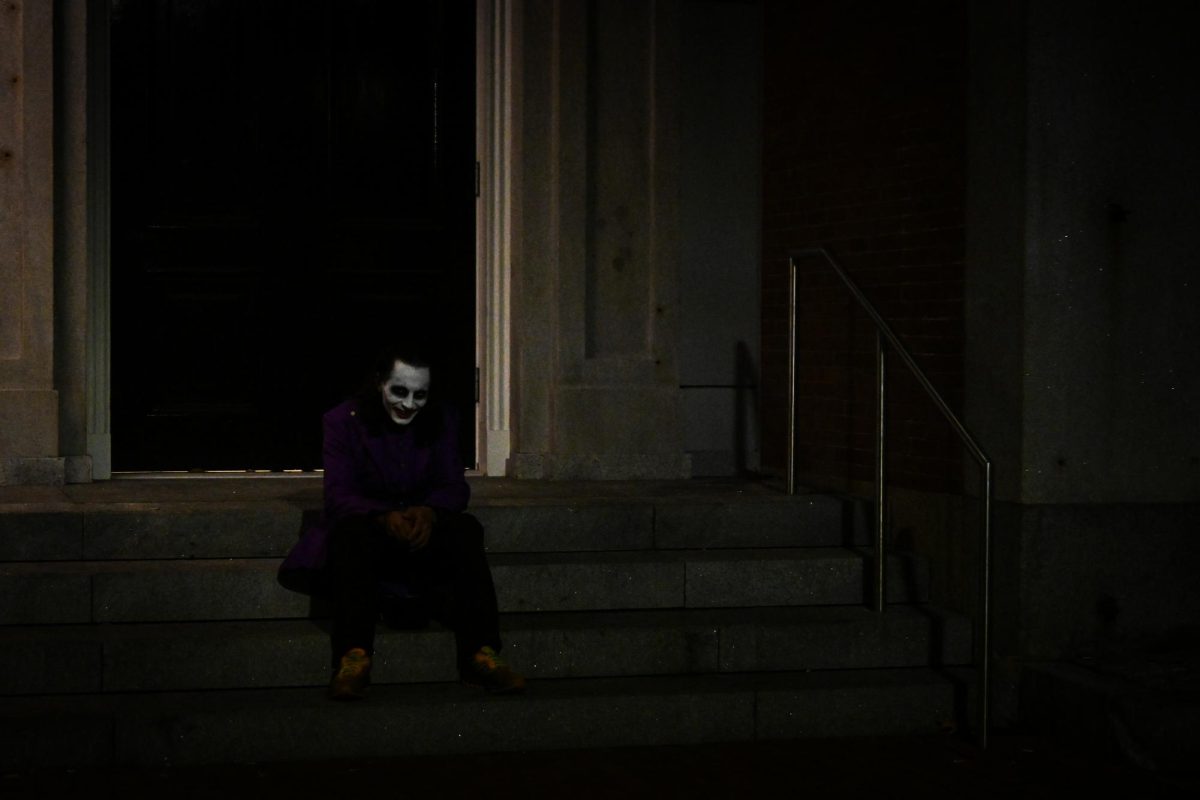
[0,668,964,769]
[0,548,929,625]
[0,605,970,695]
[0,494,867,562]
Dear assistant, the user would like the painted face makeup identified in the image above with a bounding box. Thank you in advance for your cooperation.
[379,360,431,426]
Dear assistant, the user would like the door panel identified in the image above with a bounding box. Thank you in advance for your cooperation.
[111,0,476,471]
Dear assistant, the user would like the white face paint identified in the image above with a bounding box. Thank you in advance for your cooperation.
[379,360,431,426]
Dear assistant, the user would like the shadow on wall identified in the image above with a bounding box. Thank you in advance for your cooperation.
[683,341,762,478]
[734,341,760,478]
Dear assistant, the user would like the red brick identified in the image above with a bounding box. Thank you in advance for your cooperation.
[761,0,966,493]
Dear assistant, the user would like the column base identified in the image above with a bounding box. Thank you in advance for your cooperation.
[0,457,65,486]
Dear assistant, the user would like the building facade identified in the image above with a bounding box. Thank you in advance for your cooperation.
[2,0,1199,719]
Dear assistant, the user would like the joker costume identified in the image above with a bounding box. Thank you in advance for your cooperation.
[280,358,518,697]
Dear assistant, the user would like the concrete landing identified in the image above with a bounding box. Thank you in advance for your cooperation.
[6,733,1182,799]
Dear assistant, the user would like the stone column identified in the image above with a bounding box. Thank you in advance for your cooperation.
[510,0,690,479]
[0,0,61,485]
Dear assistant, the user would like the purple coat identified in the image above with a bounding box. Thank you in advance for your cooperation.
[278,397,469,595]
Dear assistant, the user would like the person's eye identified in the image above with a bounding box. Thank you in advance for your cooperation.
[414,391,428,401]
[390,386,409,399]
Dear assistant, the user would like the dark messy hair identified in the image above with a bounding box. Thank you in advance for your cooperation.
[366,342,434,384]
[354,341,443,442]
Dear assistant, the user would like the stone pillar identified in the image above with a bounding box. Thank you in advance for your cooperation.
[510,0,690,479]
[0,0,61,485]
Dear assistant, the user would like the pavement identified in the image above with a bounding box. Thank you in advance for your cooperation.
[2,733,1190,799]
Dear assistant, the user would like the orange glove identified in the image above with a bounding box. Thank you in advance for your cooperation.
[381,506,436,551]
[401,505,436,551]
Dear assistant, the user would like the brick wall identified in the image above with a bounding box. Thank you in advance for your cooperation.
[761,0,967,493]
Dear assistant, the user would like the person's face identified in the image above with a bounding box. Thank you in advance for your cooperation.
[379,360,430,425]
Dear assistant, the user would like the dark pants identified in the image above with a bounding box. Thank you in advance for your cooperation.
[327,511,502,672]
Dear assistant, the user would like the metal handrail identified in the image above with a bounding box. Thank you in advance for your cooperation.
[786,246,993,748]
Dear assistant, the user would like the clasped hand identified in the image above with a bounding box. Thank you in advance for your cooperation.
[381,506,436,550]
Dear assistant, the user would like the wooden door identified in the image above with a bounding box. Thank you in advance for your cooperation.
[111,0,476,471]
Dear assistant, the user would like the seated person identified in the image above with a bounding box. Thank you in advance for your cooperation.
[289,343,524,700]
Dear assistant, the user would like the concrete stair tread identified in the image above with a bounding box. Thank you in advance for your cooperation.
[0,604,967,644]
[0,667,958,708]
[0,546,908,572]
[0,668,964,768]
[0,476,822,507]
[0,548,930,624]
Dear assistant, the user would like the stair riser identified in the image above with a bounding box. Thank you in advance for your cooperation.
[755,681,956,739]
[0,675,956,769]
[0,497,867,562]
[0,573,93,624]
[0,513,84,561]
[0,614,971,695]
[0,555,928,625]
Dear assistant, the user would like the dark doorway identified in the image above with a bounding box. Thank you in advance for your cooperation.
[111,0,477,471]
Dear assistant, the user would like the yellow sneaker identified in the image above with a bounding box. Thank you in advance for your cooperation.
[329,647,371,701]
[461,646,526,694]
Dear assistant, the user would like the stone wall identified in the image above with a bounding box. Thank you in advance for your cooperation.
[968,0,1200,507]
[965,0,1200,721]
[678,0,763,477]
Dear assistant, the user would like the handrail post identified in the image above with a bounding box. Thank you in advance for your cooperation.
[787,259,798,495]
[978,462,993,749]
[874,331,886,613]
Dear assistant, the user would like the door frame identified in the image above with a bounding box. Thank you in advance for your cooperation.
[475,0,518,476]
[81,0,516,478]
